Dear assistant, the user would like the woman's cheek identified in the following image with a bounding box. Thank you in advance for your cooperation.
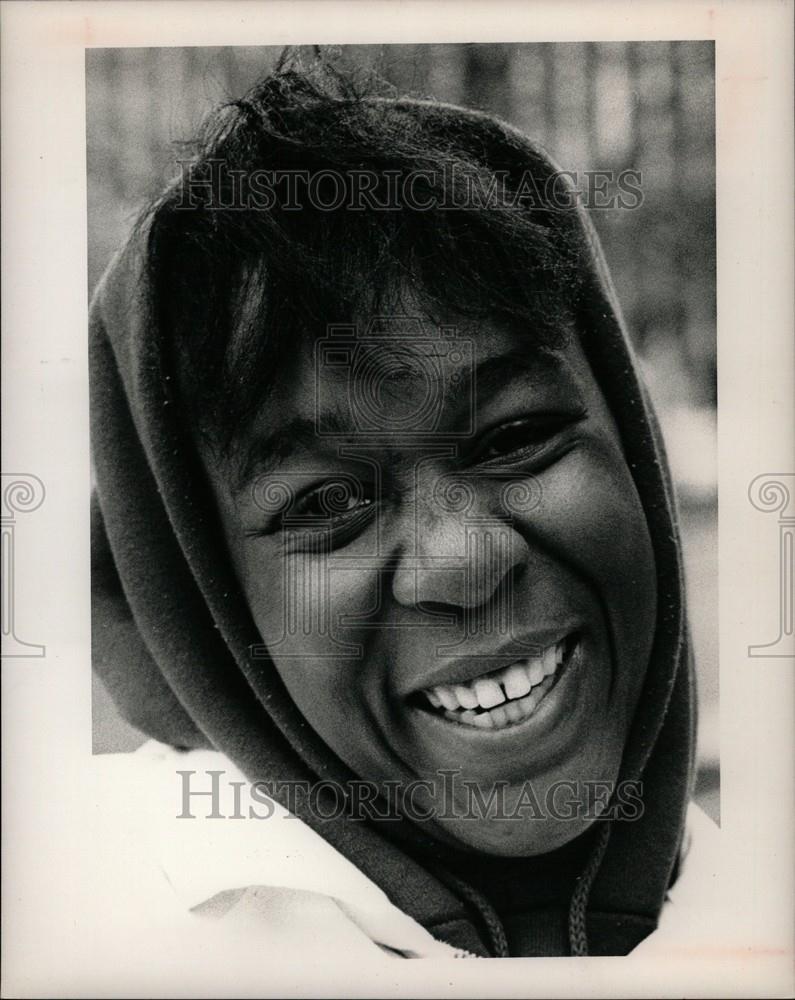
[518,442,656,681]
[244,546,382,703]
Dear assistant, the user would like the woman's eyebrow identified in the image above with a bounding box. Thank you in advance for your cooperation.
[231,412,349,498]
[460,348,565,405]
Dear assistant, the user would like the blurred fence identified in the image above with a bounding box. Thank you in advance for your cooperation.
[87,43,718,819]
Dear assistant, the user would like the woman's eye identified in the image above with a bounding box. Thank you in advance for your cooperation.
[244,478,378,545]
[292,484,374,521]
[273,480,377,550]
[475,415,578,464]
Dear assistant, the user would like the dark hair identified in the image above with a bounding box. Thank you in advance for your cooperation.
[143,51,588,451]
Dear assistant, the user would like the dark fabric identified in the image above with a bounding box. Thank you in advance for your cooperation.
[90,101,696,957]
[404,813,599,955]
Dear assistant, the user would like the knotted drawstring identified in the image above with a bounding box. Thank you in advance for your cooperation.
[567,820,612,956]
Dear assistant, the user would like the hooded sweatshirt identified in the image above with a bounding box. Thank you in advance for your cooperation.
[90,97,698,959]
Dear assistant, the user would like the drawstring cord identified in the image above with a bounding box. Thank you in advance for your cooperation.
[426,864,510,957]
[428,819,613,958]
[447,872,510,958]
[567,820,612,956]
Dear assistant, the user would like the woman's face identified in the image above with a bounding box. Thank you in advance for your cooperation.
[201,314,657,856]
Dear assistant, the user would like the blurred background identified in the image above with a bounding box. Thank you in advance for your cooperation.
[87,42,718,821]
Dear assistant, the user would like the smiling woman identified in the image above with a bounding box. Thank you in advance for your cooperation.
[90,49,715,959]
[204,315,657,860]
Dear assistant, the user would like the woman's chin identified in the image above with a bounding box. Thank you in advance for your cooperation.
[433,809,598,857]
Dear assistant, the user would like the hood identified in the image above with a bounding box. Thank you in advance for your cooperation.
[90,99,697,957]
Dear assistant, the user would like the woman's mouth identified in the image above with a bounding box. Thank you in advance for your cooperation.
[412,633,580,731]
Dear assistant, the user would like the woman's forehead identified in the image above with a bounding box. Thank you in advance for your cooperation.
[281,315,575,409]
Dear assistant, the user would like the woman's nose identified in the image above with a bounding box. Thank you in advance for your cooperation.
[390,503,528,610]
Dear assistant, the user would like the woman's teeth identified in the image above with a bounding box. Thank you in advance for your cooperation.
[422,640,568,730]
